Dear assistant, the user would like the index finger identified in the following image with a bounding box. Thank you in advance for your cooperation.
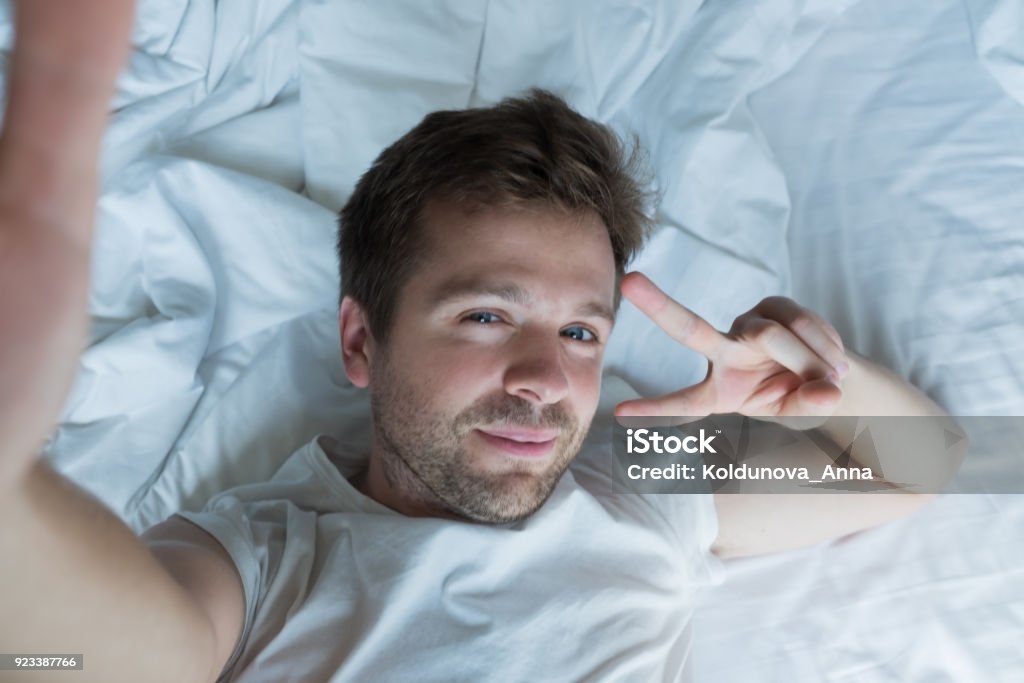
[620,272,727,357]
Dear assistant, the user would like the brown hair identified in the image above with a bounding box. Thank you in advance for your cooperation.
[338,88,653,346]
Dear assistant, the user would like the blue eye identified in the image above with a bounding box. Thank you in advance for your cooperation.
[563,326,598,343]
[465,311,502,324]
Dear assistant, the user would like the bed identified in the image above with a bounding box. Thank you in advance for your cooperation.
[8,0,1022,679]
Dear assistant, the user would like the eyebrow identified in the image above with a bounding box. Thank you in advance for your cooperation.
[429,277,616,325]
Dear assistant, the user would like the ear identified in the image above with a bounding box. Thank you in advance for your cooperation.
[339,296,375,388]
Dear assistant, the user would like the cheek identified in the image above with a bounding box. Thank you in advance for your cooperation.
[570,366,603,416]
[416,345,503,401]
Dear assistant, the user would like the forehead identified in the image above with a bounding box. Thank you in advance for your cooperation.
[410,200,617,306]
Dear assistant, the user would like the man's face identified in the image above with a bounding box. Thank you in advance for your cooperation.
[367,201,617,523]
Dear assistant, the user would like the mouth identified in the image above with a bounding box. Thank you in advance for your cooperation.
[475,428,558,457]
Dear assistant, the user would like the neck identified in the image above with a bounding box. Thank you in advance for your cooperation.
[354,449,464,521]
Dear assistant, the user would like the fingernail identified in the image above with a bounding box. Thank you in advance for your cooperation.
[827,371,840,384]
[836,361,850,377]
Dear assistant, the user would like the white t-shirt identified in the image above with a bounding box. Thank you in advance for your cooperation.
[178,377,725,682]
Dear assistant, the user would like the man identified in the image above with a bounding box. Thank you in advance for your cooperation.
[0,3,959,682]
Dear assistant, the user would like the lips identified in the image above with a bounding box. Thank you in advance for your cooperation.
[476,428,558,457]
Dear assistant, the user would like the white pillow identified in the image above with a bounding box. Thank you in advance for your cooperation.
[749,0,1024,415]
[297,0,846,397]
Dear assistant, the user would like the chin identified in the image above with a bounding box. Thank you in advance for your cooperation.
[454,470,564,524]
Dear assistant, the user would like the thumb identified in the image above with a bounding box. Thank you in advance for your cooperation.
[769,378,842,429]
[615,381,715,418]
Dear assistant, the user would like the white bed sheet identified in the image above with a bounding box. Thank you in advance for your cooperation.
[698,1,1024,679]
[1,0,1020,680]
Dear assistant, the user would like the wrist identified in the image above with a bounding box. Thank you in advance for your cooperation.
[834,350,946,417]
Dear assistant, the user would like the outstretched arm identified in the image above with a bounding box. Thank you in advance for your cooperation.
[0,3,242,681]
[0,0,134,480]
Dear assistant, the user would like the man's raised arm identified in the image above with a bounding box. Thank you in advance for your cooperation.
[708,350,965,559]
[612,273,965,560]
[0,3,239,681]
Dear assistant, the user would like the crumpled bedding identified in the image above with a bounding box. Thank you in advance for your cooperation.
[2,0,1020,679]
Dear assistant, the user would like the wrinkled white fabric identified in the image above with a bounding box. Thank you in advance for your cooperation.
[0,0,1018,679]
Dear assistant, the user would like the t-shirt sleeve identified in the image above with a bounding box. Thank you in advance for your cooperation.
[175,494,263,683]
[176,484,308,683]
[572,372,726,587]
[171,441,351,681]
[174,472,325,682]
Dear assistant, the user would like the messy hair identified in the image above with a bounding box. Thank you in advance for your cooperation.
[338,88,653,346]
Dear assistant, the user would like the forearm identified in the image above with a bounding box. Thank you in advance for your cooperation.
[0,0,133,485]
[0,461,215,683]
[829,350,947,418]
[816,351,965,491]
[714,352,966,558]
[0,0,133,232]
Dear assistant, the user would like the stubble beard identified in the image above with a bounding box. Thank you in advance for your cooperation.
[368,353,591,524]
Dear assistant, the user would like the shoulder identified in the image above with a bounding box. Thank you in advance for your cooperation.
[142,516,248,682]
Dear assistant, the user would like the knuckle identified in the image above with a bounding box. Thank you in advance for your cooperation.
[759,295,795,312]
[752,318,784,344]
[789,315,815,335]
[728,312,753,336]
[829,325,846,349]
[678,312,701,340]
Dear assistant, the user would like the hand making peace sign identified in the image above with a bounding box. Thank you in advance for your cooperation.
[614,272,851,423]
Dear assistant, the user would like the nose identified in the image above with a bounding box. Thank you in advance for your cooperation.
[502,327,570,406]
